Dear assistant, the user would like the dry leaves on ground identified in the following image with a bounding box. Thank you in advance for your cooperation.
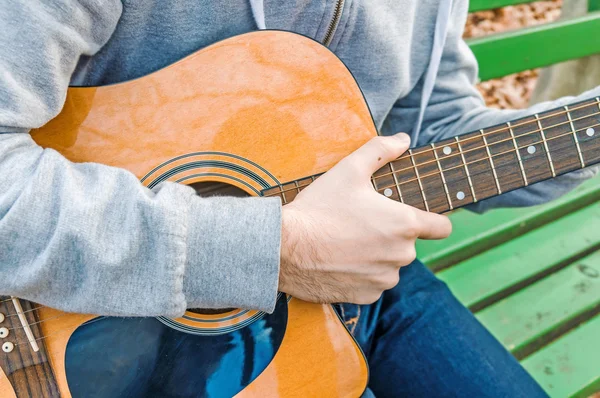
[464,0,562,109]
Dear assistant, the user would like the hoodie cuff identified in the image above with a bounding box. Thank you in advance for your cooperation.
[183,195,282,313]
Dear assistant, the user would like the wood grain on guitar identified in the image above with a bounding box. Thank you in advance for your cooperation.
[24,31,373,397]
[1,30,595,397]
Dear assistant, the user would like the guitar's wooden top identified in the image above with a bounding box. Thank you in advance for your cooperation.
[32,30,378,191]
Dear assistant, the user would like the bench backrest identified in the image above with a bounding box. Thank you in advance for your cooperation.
[466,0,600,80]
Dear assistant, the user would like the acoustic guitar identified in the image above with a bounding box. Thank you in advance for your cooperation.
[2,30,599,397]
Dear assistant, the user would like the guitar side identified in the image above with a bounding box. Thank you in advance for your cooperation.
[1,30,381,396]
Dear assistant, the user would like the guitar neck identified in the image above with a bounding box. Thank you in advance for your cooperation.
[263,97,600,213]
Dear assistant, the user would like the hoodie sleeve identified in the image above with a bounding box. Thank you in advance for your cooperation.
[0,1,281,317]
[384,0,600,213]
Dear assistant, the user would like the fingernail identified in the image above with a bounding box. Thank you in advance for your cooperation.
[394,133,411,144]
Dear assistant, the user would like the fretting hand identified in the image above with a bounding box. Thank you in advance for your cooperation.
[279,133,452,305]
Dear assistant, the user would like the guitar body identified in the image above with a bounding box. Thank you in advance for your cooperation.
[2,31,376,397]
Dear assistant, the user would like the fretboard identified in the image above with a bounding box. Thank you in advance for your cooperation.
[262,96,600,214]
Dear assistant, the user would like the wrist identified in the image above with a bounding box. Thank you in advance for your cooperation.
[279,206,301,293]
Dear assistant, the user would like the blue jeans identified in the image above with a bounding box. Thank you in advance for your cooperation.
[337,260,549,398]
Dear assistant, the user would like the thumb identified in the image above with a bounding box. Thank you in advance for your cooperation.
[345,133,411,176]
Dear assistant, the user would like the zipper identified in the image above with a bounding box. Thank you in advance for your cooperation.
[323,0,346,47]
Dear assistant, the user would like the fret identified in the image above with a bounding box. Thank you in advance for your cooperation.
[298,176,316,191]
[409,149,429,212]
[262,176,316,202]
[389,162,404,202]
[279,185,288,204]
[481,129,502,194]
[372,163,400,201]
[483,124,527,193]
[431,143,453,210]
[389,153,428,210]
[565,105,585,168]
[454,137,477,202]
[370,177,378,191]
[280,182,298,202]
[534,106,581,177]
[262,185,285,200]
[455,131,499,201]
[535,113,556,177]
[567,97,600,166]
[394,146,450,213]
[433,139,475,207]
[507,121,529,186]
[407,145,449,213]
[509,115,554,184]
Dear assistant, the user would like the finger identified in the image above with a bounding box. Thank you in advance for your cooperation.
[412,208,452,240]
[345,133,411,176]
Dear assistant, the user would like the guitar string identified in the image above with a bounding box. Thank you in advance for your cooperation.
[12,323,86,349]
[337,125,600,209]
[268,106,600,197]
[3,128,599,347]
[371,100,600,177]
[372,111,600,181]
[1,102,599,346]
[374,121,600,192]
[274,121,600,208]
[4,313,67,333]
[376,134,596,210]
[0,297,43,305]
[0,300,69,334]
[3,305,45,319]
[266,119,600,199]
[1,105,598,294]
[274,109,600,197]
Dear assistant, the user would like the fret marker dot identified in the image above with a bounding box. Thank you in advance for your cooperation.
[527,145,536,154]
[456,191,465,200]
[443,146,452,155]
[384,188,393,197]
[2,342,13,353]
[0,313,4,323]
[0,328,8,338]
[587,128,595,137]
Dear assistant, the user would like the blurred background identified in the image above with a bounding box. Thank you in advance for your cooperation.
[466,0,599,109]
[415,2,600,397]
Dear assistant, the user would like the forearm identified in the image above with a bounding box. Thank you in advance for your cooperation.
[0,1,282,316]
[0,134,282,316]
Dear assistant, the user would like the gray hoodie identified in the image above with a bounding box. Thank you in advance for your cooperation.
[1,0,599,317]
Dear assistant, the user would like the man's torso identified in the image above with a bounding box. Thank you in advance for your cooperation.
[72,0,442,133]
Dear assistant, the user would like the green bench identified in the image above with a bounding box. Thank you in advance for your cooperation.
[416,2,600,397]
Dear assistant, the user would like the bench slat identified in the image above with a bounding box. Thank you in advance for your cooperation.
[522,315,600,398]
[438,201,600,310]
[474,253,600,358]
[467,12,600,81]
[417,177,600,271]
[468,0,538,12]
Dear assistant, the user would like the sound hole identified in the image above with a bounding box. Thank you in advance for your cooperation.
[187,308,235,315]
[187,181,250,315]
[188,181,250,198]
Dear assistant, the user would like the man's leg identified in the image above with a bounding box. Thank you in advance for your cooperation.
[338,260,548,398]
